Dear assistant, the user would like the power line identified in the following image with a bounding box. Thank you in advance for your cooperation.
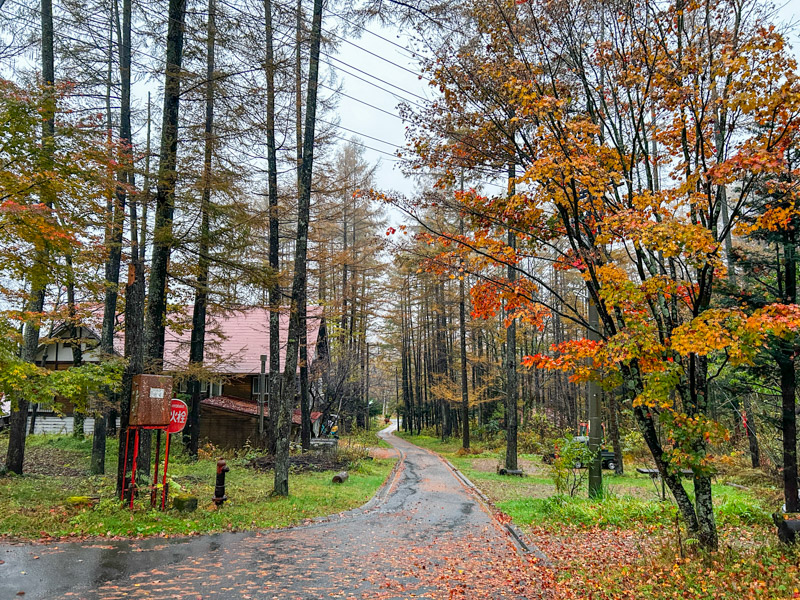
[8,0,512,192]
[322,50,429,104]
[319,83,404,120]
[215,0,429,81]
[328,11,426,61]
[8,0,429,113]
[322,59,426,110]
[318,117,404,153]
[333,34,424,80]
[330,134,403,161]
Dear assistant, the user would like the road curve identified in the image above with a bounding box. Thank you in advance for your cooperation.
[0,424,545,599]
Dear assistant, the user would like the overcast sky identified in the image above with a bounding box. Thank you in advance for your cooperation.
[330,0,800,207]
[330,19,431,198]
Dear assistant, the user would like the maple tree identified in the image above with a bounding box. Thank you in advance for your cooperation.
[0,77,122,472]
[397,0,800,550]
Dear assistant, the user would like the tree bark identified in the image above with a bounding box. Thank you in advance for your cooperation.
[140,0,186,478]
[781,235,799,513]
[505,166,518,472]
[144,0,186,370]
[607,389,623,475]
[186,0,216,459]
[116,91,149,496]
[460,274,469,450]
[265,0,280,455]
[780,355,799,513]
[459,214,469,450]
[275,0,323,496]
[67,259,85,439]
[93,0,131,475]
[436,284,450,439]
[300,302,311,448]
[297,0,310,449]
[632,402,699,534]
[742,394,760,469]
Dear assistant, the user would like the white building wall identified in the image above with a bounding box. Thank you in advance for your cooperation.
[26,416,121,435]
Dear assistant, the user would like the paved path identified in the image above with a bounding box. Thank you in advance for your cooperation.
[0,425,544,599]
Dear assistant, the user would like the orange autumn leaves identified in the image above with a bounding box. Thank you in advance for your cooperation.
[471,278,549,329]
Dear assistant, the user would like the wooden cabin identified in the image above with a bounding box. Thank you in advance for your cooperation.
[16,306,327,446]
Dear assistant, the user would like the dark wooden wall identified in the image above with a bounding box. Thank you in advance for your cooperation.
[199,405,261,449]
[222,376,255,401]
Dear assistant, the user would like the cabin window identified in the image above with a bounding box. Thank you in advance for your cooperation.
[178,380,210,394]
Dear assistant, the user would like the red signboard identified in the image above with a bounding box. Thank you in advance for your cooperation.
[167,399,188,434]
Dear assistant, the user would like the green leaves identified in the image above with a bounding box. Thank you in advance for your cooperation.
[0,320,123,412]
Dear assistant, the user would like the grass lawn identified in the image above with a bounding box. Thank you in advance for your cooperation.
[398,432,800,600]
[0,433,396,541]
[340,419,394,449]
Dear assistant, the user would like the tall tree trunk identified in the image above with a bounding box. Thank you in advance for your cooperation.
[117,90,149,495]
[436,284,450,438]
[400,293,412,433]
[607,389,623,475]
[144,0,186,369]
[297,0,310,450]
[300,302,311,448]
[93,0,131,475]
[67,256,85,439]
[140,0,186,478]
[6,0,54,475]
[459,188,469,448]
[359,278,368,429]
[275,0,323,496]
[265,0,280,454]
[364,341,370,430]
[781,234,799,513]
[505,169,518,471]
[460,269,469,450]
[780,355,798,513]
[91,52,112,471]
[742,394,760,469]
[186,0,216,459]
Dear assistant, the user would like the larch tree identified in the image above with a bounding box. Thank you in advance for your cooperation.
[275,0,324,496]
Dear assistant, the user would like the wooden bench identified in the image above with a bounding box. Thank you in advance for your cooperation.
[636,467,694,500]
[310,438,338,451]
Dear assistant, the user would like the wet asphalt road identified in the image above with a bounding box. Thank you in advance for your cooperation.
[0,424,544,599]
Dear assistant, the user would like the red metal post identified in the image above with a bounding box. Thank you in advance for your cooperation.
[129,427,140,510]
[161,430,171,510]
[151,429,162,508]
[121,427,131,502]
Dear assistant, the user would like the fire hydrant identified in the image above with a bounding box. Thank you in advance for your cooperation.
[212,459,229,507]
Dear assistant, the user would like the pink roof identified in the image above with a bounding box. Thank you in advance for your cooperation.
[163,306,323,375]
[202,395,258,415]
[201,395,322,424]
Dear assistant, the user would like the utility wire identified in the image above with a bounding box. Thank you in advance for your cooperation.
[321,50,429,104]
[329,11,425,60]
[318,117,403,153]
[318,83,404,120]
[329,133,403,161]
[333,33,424,80]
[320,57,425,109]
